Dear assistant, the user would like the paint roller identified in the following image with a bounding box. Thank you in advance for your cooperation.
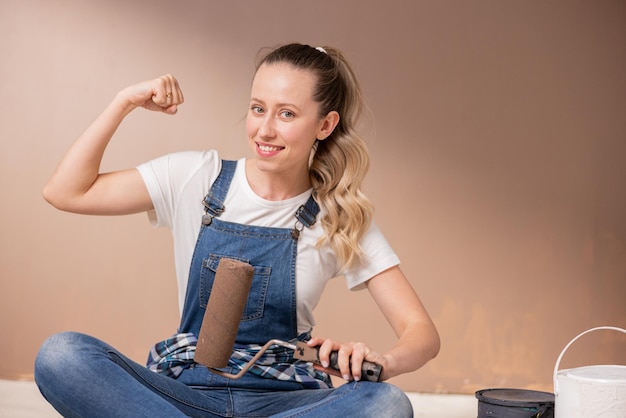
[194,257,254,368]
[194,257,382,382]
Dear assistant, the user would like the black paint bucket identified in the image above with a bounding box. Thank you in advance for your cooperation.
[475,388,555,417]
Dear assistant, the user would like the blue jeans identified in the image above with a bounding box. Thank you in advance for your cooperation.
[34,332,413,417]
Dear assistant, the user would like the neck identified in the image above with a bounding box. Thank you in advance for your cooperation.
[245,159,311,201]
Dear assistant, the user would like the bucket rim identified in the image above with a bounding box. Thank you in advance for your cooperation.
[558,365,626,384]
[475,388,555,408]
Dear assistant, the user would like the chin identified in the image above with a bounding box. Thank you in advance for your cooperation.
[251,157,278,173]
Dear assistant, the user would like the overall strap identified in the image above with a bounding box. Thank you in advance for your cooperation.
[202,159,321,234]
[292,194,320,239]
[295,195,320,228]
[202,160,237,224]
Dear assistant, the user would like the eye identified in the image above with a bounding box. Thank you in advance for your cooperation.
[250,105,264,115]
[280,110,295,119]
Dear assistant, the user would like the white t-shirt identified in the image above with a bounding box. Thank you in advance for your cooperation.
[137,150,400,334]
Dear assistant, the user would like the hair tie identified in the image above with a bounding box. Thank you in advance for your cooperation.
[315,46,327,54]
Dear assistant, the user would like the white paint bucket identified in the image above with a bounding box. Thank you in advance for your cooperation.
[553,326,626,417]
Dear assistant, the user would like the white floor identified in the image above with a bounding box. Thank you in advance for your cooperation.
[0,379,476,417]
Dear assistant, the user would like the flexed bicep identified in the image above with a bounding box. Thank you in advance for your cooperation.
[65,168,153,215]
[43,76,182,215]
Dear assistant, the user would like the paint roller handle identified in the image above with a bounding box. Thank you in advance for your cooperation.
[293,341,382,382]
[327,350,383,382]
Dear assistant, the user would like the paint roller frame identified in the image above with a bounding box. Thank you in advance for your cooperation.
[194,257,383,382]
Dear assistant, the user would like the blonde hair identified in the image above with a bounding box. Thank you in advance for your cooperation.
[256,43,374,270]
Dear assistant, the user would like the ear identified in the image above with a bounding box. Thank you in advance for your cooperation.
[316,111,340,141]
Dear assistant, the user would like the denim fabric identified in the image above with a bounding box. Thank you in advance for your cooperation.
[34,160,414,416]
[180,218,299,344]
[179,159,308,344]
[35,332,413,417]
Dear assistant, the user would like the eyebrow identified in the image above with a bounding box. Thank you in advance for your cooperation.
[250,97,302,112]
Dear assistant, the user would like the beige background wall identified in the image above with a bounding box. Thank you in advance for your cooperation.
[1,0,625,394]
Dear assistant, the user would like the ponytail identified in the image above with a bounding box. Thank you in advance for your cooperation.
[256,43,374,270]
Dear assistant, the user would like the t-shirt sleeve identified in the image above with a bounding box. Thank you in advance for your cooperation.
[136,150,220,228]
[342,221,401,290]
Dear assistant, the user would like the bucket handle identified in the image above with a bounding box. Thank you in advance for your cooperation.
[553,326,626,396]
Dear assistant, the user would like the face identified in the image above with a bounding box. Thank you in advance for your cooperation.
[246,63,338,180]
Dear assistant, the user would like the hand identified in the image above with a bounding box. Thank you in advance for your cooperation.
[306,337,387,382]
[118,74,184,115]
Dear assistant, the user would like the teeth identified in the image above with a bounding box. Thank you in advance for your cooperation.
[259,144,282,152]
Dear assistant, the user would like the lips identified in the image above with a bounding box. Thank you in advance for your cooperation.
[256,142,285,156]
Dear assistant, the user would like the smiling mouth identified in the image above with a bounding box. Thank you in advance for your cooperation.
[256,142,285,154]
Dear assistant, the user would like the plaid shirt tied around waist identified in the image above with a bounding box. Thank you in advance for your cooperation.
[146,333,331,389]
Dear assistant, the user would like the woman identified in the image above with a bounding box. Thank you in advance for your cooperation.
[35,43,439,417]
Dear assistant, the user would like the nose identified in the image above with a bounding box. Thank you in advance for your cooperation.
[258,115,276,138]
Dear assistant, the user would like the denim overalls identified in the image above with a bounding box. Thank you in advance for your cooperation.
[175,160,326,390]
[34,159,414,417]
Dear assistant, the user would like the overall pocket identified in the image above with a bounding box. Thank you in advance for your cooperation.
[199,253,271,322]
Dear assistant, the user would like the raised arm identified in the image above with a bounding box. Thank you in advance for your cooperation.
[43,75,184,215]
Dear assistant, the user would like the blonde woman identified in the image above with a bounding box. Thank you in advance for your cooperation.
[35,43,439,417]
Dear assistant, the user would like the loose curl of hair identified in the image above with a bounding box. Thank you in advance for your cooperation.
[256,43,374,270]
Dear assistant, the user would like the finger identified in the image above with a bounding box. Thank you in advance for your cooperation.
[171,76,184,104]
[337,344,353,381]
[316,339,336,369]
[306,337,324,347]
[164,74,184,105]
[150,76,169,106]
[349,343,369,381]
[152,74,183,110]
[164,104,179,115]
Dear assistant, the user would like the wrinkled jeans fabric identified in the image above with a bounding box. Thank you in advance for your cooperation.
[35,332,413,417]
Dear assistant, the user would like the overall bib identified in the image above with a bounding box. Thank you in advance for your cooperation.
[172,160,328,390]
